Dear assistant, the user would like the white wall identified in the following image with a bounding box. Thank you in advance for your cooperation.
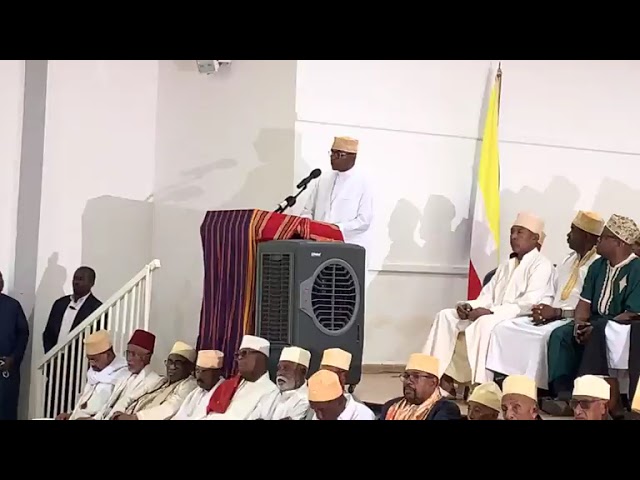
[294,60,640,364]
[149,60,297,368]
[0,60,25,293]
[28,60,159,415]
[3,60,638,417]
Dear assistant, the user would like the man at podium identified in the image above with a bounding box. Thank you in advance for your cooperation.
[300,136,374,254]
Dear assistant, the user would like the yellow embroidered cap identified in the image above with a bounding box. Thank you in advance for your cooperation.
[196,350,224,369]
[332,136,359,154]
[468,382,503,412]
[405,353,439,377]
[308,370,343,402]
[84,330,112,356]
[632,379,640,413]
[320,348,352,371]
[169,341,197,363]
[572,211,605,236]
[502,375,537,401]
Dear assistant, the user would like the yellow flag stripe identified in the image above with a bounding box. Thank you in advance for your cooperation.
[477,75,501,251]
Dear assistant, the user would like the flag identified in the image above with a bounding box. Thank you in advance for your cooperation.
[467,65,503,300]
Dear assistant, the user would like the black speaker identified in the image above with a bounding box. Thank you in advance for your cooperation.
[255,239,365,386]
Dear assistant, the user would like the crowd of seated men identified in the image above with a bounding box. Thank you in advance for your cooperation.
[422,209,640,420]
[41,324,640,421]
[37,208,640,421]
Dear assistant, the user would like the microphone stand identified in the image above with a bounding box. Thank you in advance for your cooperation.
[275,184,308,214]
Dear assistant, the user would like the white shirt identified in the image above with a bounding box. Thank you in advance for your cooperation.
[172,378,224,420]
[544,250,600,310]
[205,373,279,420]
[69,356,129,420]
[311,394,376,420]
[467,249,555,319]
[58,293,90,340]
[93,365,163,420]
[248,383,310,420]
[300,166,373,252]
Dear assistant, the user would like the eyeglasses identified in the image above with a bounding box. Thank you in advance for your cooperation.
[329,150,349,159]
[165,359,188,368]
[569,399,598,410]
[399,372,434,383]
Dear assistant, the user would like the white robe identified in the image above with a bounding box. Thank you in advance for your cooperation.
[247,383,310,420]
[69,356,129,420]
[205,373,279,420]
[93,365,163,420]
[310,394,376,420]
[486,250,599,389]
[134,376,198,420]
[172,378,224,420]
[423,248,555,384]
[300,166,374,253]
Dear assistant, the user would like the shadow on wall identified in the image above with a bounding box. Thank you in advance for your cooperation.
[592,177,640,222]
[364,195,469,362]
[25,252,67,417]
[420,195,470,266]
[149,159,237,204]
[81,196,154,301]
[501,176,580,259]
[216,127,296,211]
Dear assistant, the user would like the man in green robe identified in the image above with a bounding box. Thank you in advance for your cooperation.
[542,214,640,416]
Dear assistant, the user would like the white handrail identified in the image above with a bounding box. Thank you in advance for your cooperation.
[38,259,161,368]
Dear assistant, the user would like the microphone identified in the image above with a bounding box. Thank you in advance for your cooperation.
[274,169,322,214]
[296,168,321,189]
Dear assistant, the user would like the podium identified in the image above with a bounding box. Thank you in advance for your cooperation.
[196,209,344,376]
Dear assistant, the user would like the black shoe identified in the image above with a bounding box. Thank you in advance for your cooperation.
[540,398,573,417]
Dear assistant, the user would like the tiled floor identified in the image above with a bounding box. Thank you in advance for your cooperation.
[356,372,572,420]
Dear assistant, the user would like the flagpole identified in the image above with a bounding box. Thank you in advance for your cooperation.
[496,62,503,121]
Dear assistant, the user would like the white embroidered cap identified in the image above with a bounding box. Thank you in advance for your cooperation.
[239,335,270,357]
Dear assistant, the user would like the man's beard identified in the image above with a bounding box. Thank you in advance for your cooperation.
[276,375,296,392]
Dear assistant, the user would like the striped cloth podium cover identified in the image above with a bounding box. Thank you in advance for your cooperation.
[197,209,344,377]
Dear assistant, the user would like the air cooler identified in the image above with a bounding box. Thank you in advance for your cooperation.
[255,239,366,388]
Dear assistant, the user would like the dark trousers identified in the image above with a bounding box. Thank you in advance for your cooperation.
[547,318,607,397]
[579,320,640,399]
[0,371,20,420]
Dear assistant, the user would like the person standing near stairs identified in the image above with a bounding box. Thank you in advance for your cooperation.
[42,266,103,417]
[0,270,29,420]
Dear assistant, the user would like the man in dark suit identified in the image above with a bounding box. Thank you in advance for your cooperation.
[42,266,102,417]
[379,353,461,420]
[0,270,29,420]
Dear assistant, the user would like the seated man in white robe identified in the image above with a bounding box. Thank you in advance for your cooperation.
[91,329,163,420]
[501,375,541,420]
[486,211,603,389]
[54,330,128,420]
[205,335,279,420]
[308,369,375,420]
[249,346,311,420]
[111,341,198,420]
[172,350,224,420]
[423,212,554,395]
